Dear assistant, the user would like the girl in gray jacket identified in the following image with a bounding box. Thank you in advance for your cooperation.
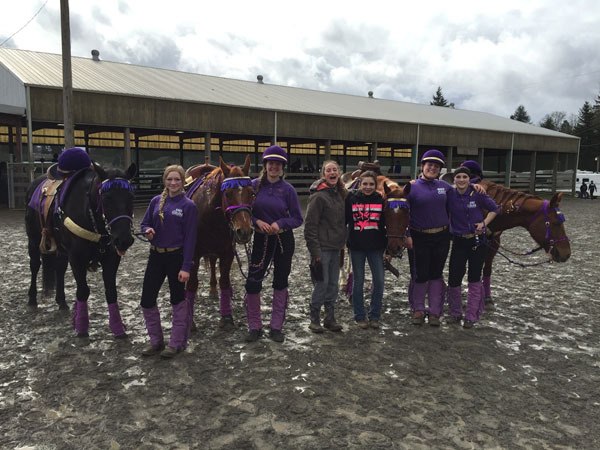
[304,160,347,333]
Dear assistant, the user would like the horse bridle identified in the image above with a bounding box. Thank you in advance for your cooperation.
[97,177,135,241]
[220,176,254,228]
[527,199,569,252]
[385,197,410,256]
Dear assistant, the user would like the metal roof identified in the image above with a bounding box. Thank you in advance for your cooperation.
[0,47,578,140]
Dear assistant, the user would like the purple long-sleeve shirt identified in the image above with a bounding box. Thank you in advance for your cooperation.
[406,178,452,230]
[141,193,198,272]
[251,178,303,230]
[446,186,501,235]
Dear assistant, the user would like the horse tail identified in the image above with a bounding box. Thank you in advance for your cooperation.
[41,252,57,296]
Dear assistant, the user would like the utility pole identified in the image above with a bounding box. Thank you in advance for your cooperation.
[60,0,74,149]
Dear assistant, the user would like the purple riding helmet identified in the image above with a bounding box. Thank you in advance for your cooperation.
[57,147,92,174]
[262,145,288,165]
[460,160,483,181]
[420,149,446,167]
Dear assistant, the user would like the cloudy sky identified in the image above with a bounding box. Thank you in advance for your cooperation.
[2,0,600,124]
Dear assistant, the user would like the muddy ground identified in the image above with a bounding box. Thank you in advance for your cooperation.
[0,195,599,450]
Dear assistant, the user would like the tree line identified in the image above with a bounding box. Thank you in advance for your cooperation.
[430,86,599,171]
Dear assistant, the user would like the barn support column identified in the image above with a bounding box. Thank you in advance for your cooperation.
[324,139,331,161]
[218,138,224,161]
[124,127,132,168]
[573,141,581,197]
[204,132,211,164]
[410,124,421,179]
[178,135,184,166]
[504,134,514,188]
[529,152,537,193]
[371,142,378,161]
[253,140,260,174]
[447,147,454,170]
[343,143,347,173]
[134,134,140,173]
[551,152,559,194]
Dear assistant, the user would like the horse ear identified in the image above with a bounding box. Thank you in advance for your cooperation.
[403,182,411,195]
[550,192,563,208]
[219,157,230,176]
[383,182,392,196]
[125,163,137,180]
[94,162,107,180]
[242,155,251,176]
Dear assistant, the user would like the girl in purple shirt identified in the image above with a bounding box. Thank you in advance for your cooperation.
[446,167,499,328]
[139,165,198,358]
[244,146,303,343]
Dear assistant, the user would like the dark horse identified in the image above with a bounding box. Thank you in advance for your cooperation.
[184,156,254,329]
[479,180,571,306]
[25,163,137,338]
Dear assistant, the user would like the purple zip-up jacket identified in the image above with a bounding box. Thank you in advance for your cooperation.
[141,193,198,272]
[406,178,452,230]
[251,178,303,230]
[446,186,501,235]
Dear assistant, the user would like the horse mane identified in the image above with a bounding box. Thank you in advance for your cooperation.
[481,180,541,212]
[202,163,247,189]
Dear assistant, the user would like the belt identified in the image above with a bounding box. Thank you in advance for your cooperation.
[411,226,448,234]
[455,233,476,239]
[150,246,181,253]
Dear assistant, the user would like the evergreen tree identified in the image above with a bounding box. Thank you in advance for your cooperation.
[510,105,531,123]
[430,86,455,108]
[559,120,573,135]
[539,115,556,130]
[573,101,597,170]
[539,111,567,131]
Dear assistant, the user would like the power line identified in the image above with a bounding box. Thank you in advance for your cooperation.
[0,0,51,47]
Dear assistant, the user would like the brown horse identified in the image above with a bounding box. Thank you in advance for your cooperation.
[479,180,571,306]
[185,156,255,329]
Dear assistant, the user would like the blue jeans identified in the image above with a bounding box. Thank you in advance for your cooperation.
[350,248,385,321]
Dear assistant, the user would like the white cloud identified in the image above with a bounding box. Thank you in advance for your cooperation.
[2,0,600,123]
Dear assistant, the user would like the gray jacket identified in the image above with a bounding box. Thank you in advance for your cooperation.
[304,179,347,258]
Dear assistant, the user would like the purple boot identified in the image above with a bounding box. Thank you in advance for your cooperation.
[142,306,164,356]
[447,286,463,322]
[269,289,288,342]
[72,299,89,337]
[108,303,127,339]
[428,278,445,324]
[465,281,484,323]
[244,293,262,342]
[162,299,190,357]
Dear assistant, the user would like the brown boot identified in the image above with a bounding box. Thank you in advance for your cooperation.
[160,346,181,359]
[141,342,165,357]
[324,304,343,332]
[412,311,425,325]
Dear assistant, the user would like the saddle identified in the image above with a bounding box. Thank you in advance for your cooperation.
[185,160,217,188]
[342,160,382,189]
[34,178,64,254]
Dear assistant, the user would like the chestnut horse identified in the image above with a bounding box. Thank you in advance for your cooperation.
[479,180,571,307]
[185,156,254,329]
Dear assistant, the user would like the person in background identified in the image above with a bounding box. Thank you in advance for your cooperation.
[304,160,346,333]
[589,180,596,200]
[446,167,500,328]
[139,165,198,358]
[345,171,387,329]
[244,145,303,343]
[580,182,588,199]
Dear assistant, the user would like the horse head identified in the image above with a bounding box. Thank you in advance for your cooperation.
[528,192,570,263]
[381,179,411,257]
[219,155,254,244]
[94,163,137,256]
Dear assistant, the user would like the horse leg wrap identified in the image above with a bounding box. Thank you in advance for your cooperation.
[108,303,127,338]
[219,287,233,317]
[72,299,89,337]
[482,276,491,299]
